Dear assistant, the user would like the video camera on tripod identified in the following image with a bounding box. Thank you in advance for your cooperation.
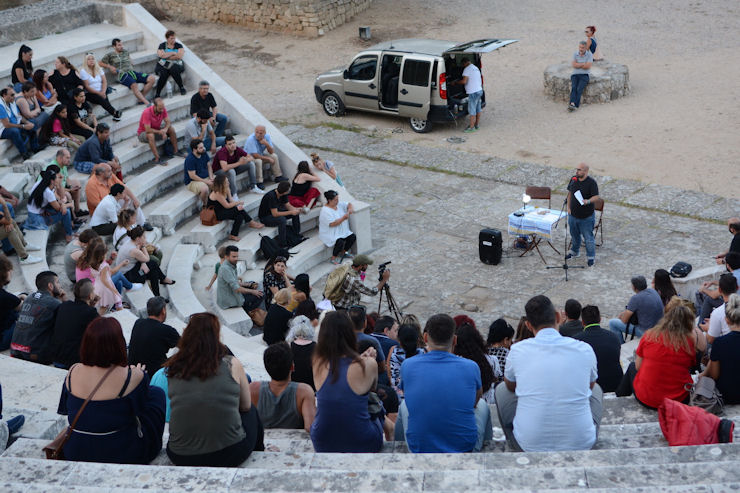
[375,261,402,321]
[378,261,391,282]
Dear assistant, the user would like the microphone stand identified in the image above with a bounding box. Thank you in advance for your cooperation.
[546,180,584,281]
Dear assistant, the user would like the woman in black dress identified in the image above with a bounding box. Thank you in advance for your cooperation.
[207,174,264,241]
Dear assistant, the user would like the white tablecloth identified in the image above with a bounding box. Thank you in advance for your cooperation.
[508,207,566,240]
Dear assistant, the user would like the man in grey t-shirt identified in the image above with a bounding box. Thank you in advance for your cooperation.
[568,41,593,112]
[184,110,224,155]
[608,276,665,343]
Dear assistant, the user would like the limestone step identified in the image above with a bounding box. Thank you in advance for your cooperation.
[2,408,66,441]
[0,354,66,413]
[17,229,50,292]
[165,243,208,320]
[0,172,30,199]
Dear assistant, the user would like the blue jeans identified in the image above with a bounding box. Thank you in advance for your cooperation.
[214,113,228,137]
[260,213,300,247]
[111,271,133,294]
[608,318,643,344]
[1,127,31,155]
[570,74,589,107]
[26,210,74,236]
[467,90,483,116]
[568,213,595,260]
[0,312,17,351]
[1,203,15,253]
[204,136,226,151]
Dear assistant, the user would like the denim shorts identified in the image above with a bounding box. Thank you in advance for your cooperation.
[467,90,483,116]
[118,70,149,88]
[73,161,96,174]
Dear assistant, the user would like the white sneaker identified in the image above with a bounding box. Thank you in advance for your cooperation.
[20,255,42,265]
[302,206,310,214]
[250,185,265,194]
[128,283,144,292]
[25,243,42,252]
[232,193,239,201]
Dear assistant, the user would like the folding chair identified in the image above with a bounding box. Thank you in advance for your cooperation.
[568,197,605,250]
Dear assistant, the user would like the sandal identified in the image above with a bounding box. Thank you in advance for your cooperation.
[160,278,176,285]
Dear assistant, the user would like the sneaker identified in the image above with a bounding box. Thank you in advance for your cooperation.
[75,209,89,217]
[143,222,154,232]
[179,87,187,96]
[256,183,265,190]
[128,283,144,292]
[302,206,310,214]
[565,251,580,260]
[175,149,187,158]
[73,217,86,225]
[275,176,289,183]
[343,252,355,259]
[25,243,41,252]
[6,415,25,435]
[463,126,475,133]
[474,125,479,130]
[330,257,342,265]
[112,110,122,122]
[588,259,595,267]
[250,185,265,194]
[155,157,168,166]
[567,103,576,112]
[20,255,42,265]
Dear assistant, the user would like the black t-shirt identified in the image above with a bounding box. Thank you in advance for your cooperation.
[258,190,288,219]
[262,304,293,345]
[291,341,316,390]
[50,300,98,368]
[0,287,21,336]
[190,92,218,116]
[573,326,624,393]
[127,318,180,374]
[567,176,599,219]
[49,70,83,104]
[710,331,740,404]
[730,233,740,254]
[12,59,32,84]
[67,101,92,127]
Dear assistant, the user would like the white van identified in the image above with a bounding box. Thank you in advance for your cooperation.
[313,38,517,133]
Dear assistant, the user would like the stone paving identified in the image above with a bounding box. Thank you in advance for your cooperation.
[272,124,738,328]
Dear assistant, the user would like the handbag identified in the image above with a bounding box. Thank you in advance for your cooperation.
[686,375,724,416]
[200,206,219,226]
[43,366,117,460]
[247,307,267,327]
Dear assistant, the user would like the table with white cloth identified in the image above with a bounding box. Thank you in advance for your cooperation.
[507,206,566,263]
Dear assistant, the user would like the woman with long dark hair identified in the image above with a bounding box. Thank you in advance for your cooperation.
[11,44,33,92]
[39,104,81,149]
[653,268,678,307]
[32,69,58,107]
[288,160,321,211]
[25,169,75,241]
[15,81,48,131]
[115,226,174,296]
[310,311,384,452]
[165,312,264,466]
[454,324,500,403]
[207,173,263,241]
[387,324,425,399]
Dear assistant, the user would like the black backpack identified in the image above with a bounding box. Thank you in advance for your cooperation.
[670,262,692,278]
[259,235,284,261]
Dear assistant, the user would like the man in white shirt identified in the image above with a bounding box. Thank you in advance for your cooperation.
[702,273,739,344]
[453,58,483,133]
[495,295,603,452]
[90,184,125,236]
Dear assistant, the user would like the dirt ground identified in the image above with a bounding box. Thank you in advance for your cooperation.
[169,0,740,199]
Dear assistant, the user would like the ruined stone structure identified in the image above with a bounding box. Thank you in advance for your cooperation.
[544,61,631,104]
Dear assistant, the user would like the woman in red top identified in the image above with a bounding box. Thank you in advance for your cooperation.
[616,304,696,408]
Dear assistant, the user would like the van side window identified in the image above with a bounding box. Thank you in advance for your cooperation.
[347,55,378,80]
[402,60,431,87]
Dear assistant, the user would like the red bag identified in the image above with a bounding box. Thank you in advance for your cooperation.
[658,398,734,446]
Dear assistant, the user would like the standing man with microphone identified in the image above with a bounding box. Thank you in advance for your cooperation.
[566,163,600,267]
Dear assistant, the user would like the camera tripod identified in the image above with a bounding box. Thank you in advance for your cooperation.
[378,283,403,322]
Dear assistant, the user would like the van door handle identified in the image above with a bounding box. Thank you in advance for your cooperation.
[400,89,408,95]
[368,83,376,89]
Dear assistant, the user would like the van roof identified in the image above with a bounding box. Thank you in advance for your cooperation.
[366,38,457,56]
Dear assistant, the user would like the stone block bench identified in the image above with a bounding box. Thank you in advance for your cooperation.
[165,243,208,320]
[672,264,725,300]
[544,60,630,105]
[17,230,50,292]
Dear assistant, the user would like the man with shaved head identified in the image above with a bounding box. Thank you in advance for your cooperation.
[243,124,287,189]
[566,162,600,266]
[716,217,740,264]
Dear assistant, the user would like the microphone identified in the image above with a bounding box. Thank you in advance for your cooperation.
[571,176,578,182]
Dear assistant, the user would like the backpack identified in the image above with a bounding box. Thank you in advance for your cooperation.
[670,261,692,278]
[324,264,352,304]
[259,235,286,261]
[286,228,306,248]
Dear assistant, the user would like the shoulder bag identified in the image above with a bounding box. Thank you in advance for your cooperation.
[686,375,724,416]
[200,205,219,226]
[43,366,117,460]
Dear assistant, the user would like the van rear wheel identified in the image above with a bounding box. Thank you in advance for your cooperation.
[409,117,432,133]
[322,91,345,116]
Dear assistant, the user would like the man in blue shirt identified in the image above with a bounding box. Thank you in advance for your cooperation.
[183,138,213,207]
[396,313,492,453]
[73,123,121,176]
[243,125,287,188]
[568,40,593,111]
[608,275,665,343]
[0,86,39,160]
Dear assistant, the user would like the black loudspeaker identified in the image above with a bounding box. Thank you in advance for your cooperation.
[479,228,502,265]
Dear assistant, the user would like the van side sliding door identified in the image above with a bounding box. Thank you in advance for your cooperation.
[397,55,435,119]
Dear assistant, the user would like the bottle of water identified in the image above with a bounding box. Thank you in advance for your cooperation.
[166,81,172,99]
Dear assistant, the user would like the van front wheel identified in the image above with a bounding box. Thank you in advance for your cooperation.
[409,117,432,133]
[322,91,345,116]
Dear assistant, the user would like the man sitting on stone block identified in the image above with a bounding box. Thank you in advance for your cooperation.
[73,123,122,177]
[244,125,287,188]
[395,313,493,453]
[558,298,583,337]
[216,245,264,315]
[128,296,180,375]
[190,80,228,137]
[213,135,262,199]
[183,138,213,207]
[248,341,316,432]
[137,97,184,166]
[701,273,739,344]
[184,109,224,155]
[495,295,603,452]
[715,217,740,265]
[85,163,151,230]
[608,275,664,343]
[99,38,155,106]
[573,305,623,393]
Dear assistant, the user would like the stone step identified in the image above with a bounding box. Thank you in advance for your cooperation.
[0,172,30,199]
[165,243,208,320]
[0,354,66,413]
[17,229,50,292]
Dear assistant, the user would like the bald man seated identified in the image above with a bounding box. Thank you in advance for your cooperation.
[243,125,288,189]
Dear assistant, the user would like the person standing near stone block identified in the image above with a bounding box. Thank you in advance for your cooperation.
[568,40,593,111]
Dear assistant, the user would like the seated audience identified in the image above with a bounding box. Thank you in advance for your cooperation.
[15,81,48,131]
[67,87,96,140]
[310,311,384,453]
[714,217,740,264]
[572,305,623,393]
[249,342,316,431]
[1,86,40,160]
[244,125,286,186]
[48,56,83,105]
[653,268,678,307]
[85,163,149,230]
[208,174,263,241]
[74,123,121,176]
[453,314,476,332]
[263,288,294,345]
[79,52,121,121]
[258,181,302,248]
[514,315,533,342]
[64,229,99,282]
[486,318,514,376]
[138,97,182,165]
[0,188,18,256]
[702,273,738,343]
[396,314,493,453]
[165,312,264,466]
[185,110,223,154]
[703,294,740,404]
[90,184,126,235]
[454,323,500,403]
[47,148,85,218]
[263,255,292,306]
[11,45,33,92]
[287,315,317,390]
[56,317,165,463]
[288,160,321,211]
[116,226,174,297]
[213,135,261,197]
[608,275,665,343]
[190,80,228,136]
[32,69,58,107]
[496,295,602,452]
[319,190,356,264]
[216,245,264,314]
[558,298,583,337]
[697,252,740,323]
[0,254,25,350]
[49,279,98,369]
[349,305,386,373]
[387,324,424,399]
[184,139,213,206]
[25,169,75,242]
[154,30,186,98]
[10,270,66,363]
[0,195,41,265]
[372,315,399,359]
[99,38,155,105]
[311,152,344,186]
[615,304,697,408]
[665,296,707,370]
[128,296,180,374]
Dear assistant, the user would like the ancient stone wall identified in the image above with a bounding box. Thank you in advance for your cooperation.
[130,0,373,37]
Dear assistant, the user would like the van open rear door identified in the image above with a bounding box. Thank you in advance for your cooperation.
[443,38,518,55]
[397,54,436,120]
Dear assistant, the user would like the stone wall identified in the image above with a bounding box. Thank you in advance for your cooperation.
[129,0,373,37]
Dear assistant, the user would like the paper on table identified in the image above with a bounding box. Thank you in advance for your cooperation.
[574,190,585,205]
